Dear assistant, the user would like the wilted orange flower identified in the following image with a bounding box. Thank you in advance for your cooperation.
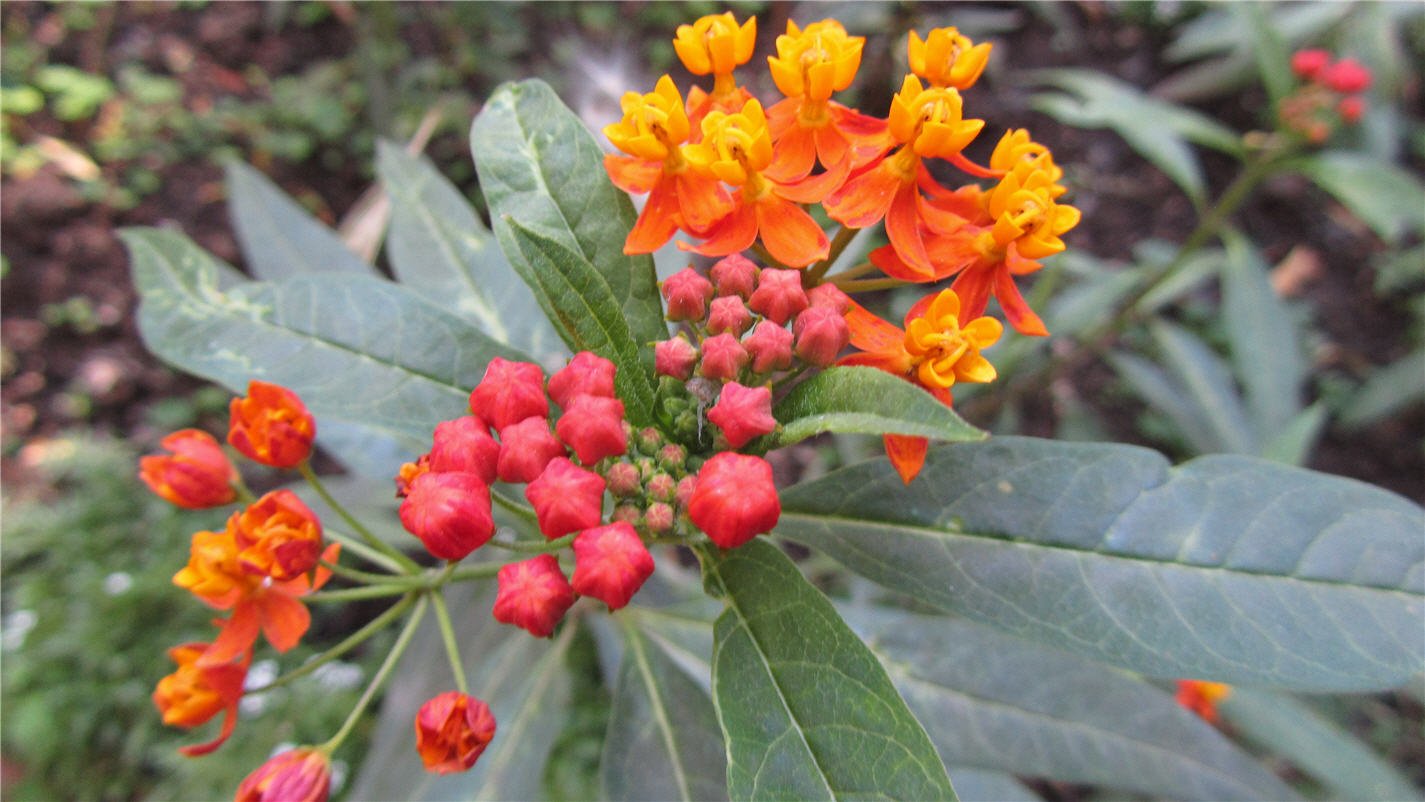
[232,489,324,582]
[907,27,993,90]
[1175,679,1233,724]
[140,429,238,509]
[152,642,249,756]
[415,691,497,774]
[228,381,316,468]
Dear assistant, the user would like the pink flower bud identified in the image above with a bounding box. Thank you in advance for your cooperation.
[555,395,628,464]
[707,296,753,336]
[492,554,576,637]
[415,692,496,774]
[469,358,548,431]
[748,268,809,324]
[646,472,677,502]
[688,452,780,549]
[661,267,714,321]
[400,472,495,560]
[606,461,642,498]
[655,336,699,380]
[710,253,760,299]
[644,502,675,534]
[706,382,777,448]
[1322,58,1371,94]
[235,747,331,802]
[743,320,794,373]
[656,443,687,470]
[675,475,697,510]
[793,305,850,366]
[1338,95,1366,124]
[612,503,643,526]
[497,417,566,484]
[525,457,607,538]
[571,522,655,609]
[429,416,500,485]
[807,282,851,313]
[548,351,617,408]
[699,333,750,381]
[1290,48,1331,80]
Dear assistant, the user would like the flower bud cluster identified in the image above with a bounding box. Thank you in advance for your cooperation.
[1281,49,1373,142]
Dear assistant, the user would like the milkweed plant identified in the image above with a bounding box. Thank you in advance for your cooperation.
[124,12,1423,802]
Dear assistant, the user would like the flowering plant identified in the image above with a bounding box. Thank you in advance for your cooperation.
[125,12,1421,801]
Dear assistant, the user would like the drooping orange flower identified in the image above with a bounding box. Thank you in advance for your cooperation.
[139,429,239,509]
[415,691,498,774]
[228,381,316,469]
[1175,679,1233,724]
[907,27,994,90]
[681,97,831,268]
[152,642,250,756]
[231,489,324,582]
[604,75,733,254]
[235,747,332,802]
[840,289,1001,482]
[675,12,758,123]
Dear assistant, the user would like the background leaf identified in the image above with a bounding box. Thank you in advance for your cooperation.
[1221,232,1305,439]
[768,366,985,448]
[1288,151,1425,243]
[226,161,376,280]
[1340,348,1425,429]
[705,539,957,801]
[777,437,1425,691]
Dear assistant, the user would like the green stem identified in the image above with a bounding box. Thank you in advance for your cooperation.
[322,527,406,574]
[751,241,788,271]
[319,559,425,587]
[306,584,415,603]
[490,489,538,524]
[485,532,576,554]
[248,592,418,694]
[321,593,429,754]
[833,276,912,293]
[430,564,468,694]
[805,225,858,284]
[447,562,509,582]
[299,461,420,572]
[821,260,879,284]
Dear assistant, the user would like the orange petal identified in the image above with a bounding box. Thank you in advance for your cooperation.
[844,298,908,353]
[884,434,929,484]
[624,179,682,254]
[824,160,902,228]
[178,703,240,757]
[684,200,757,257]
[994,266,1048,336]
[603,154,662,194]
[885,186,935,277]
[838,351,912,375]
[202,602,260,666]
[774,155,851,205]
[675,172,733,233]
[951,268,995,322]
[868,244,933,283]
[813,125,850,171]
[755,195,829,267]
[766,126,817,183]
[257,590,311,653]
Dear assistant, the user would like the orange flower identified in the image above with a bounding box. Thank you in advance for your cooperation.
[907,27,993,90]
[674,12,757,119]
[1175,680,1233,724]
[604,75,732,253]
[228,381,316,468]
[840,289,1000,482]
[140,429,238,509]
[232,489,324,582]
[152,642,249,756]
[415,691,497,774]
[681,98,830,267]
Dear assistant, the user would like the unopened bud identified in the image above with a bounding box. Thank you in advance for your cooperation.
[710,253,760,299]
[688,452,780,549]
[612,502,643,526]
[644,502,675,535]
[548,351,617,408]
[496,417,566,483]
[743,320,794,374]
[646,472,677,503]
[1337,95,1365,124]
[636,426,664,455]
[656,443,687,471]
[655,336,699,380]
[1322,58,1371,94]
[571,522,656,610]
[748,268,809,324]
[1290,48,1331,81]
[707,296,753,336]
[807,282,851,313]
[605,461,642,498]
[706,382,777,449]
[699,333,749,381]
[525,457,606,538]
[492,554,576,638]
[429,416,500,485]
[662,267,714,321]
[793,305,850,366]
[555,395,628,465]
[675,475,698,510]
[469,358,547,431]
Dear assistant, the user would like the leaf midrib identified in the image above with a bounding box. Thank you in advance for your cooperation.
[624,621,694,801]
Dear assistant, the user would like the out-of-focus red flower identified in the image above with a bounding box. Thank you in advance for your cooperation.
[234,747,332,802]
[555,395,628,465]
[548,352,617,408]
[492,554,577,637]
[228,381,316,468]
[525,457,607,538]
[1290,49,1331,80]
[152,642,249,756]
[1322,58,1371,93]
[687,452,780,549]
[1337,95,1366,124]
[496,417,566,484]
[429,416,500,485]
[571,522,656,610]
[1175,679,1232,724]
[232,489,323,582]
[415,691,497,774]
[140,429,238,509]
[469,358,548,431]
[399,472,495,560]
[707,382,777,448]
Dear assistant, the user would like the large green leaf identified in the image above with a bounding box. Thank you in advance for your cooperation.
[225,161,375,280]
[124,227,525,457]
[777,437,1425,691]
[768,367,985,448]
[843,606,1297,800]
[1222,232,1304,439]
[471,79,665,421]
[600,617,727,802]
[704,539,957,801]
[376,140,564,365]
[1289,151,1425,243]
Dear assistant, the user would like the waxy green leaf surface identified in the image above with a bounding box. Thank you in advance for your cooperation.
[769,367,985,448]
[778,437,1424,691]
[225,161,376,280]
[705,539,957,801]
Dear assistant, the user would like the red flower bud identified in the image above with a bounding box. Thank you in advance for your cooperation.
[415,691,497,774]
[699,333,750,381]
[492,554,576,637]
[605,461,642,498]
[644,502,675,534]
[1290,48,1331,80]
[707,296,753,336]
[232,489,323,581]
[228,381,316,468]
[571,522,655,610]
[555,395,628,465]
[662,267,714,321]
[688,452,780,549]
[655,336,699,380]
[1338,95,1366,124]
[656,443,687,470]
[793,305,850,366]
[706,382,777,448]
[235,747,331,802]
[469,358,548,431]
[710,253,760,299]
[646,472,677,502]
[548,351,617,408]
[140,429,238,509]
[612,503,643,527]
[496,417,566,483]
[429,416,500,485]
[525,457,607,538]
[399,472,495,560]
[1322,58,1371,93]
[675,475,698,510]
[748,268,809,324]
[807,282,851,313]
[743,320,794,373]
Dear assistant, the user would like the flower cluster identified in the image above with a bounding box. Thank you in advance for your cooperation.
[1281,49,1373,142]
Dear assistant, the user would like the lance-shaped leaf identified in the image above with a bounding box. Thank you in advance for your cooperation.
[767,366,985,448]
[601,617,728,802]
[226,161,376,280]
[1222,232,1304,440]
[777,437,1425,691]
[124,227,526,455]
[704,539,957,801]
[377,141,564,365]
[471,79,664,422]
[1288,151,1425,243]
[842,606,1298,800]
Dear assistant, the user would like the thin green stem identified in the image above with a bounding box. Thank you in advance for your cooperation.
[321,593,429,754]
[430,564,468,694]
[751,241,788,271]
[306,584,415,603]
[805,225,858,284]
[490,489,538,524]
[319,559,425,587]
[771,364,812,393]
[322,527,406,574]
[832,276,912,293]
[248,592,418,694]
[299,461,420,572]
[485,532,576,554]
[820,260,879,284]
[447,562,509,582]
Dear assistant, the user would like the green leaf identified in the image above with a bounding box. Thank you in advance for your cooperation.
[1233,3,1293,105]
[1150,319,1259,454]
[1220,688,1424,802]
[776,437,1425,691]
[471,80,665,415]
[768,367,985,448]
[376,141,565,364]
[1341,348,1425,429]
[225,161,375,280]
[600,617,728,802]
[1222,233,1304,438]
[843,606,1298,800]
[1289,151,1425,243]
[704,539,957,801]
[1260,402,1327,467]
[123,227,526,458]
